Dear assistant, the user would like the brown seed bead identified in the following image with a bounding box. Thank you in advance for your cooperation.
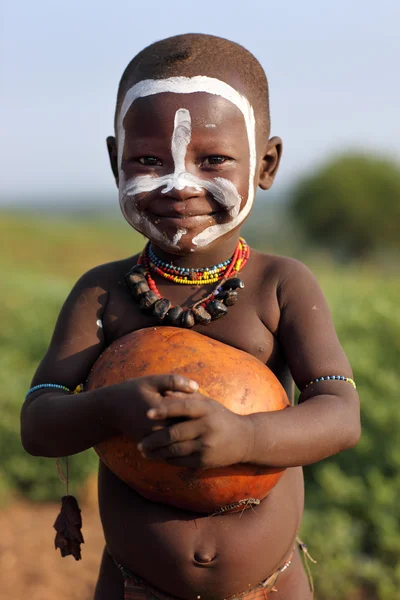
[131,280,150,298]
[139,291,159,310]
[219,290,239,306]
[221,277,244,291]
[129,265,147,275]
[153,298,172,320]
[126,272,147,287]
[181,310,195,328]
[192,305,212,325]
[165,305,184,326]
[207,300,228,320]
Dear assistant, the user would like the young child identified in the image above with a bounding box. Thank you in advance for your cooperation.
[21,33,361,600]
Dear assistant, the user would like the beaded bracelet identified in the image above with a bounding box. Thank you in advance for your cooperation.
[25,383,83,400]
[303,376,356,390]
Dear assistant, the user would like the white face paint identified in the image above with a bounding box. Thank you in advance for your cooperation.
[117,76,256,249]
[172,227,187,246]
[123,108,241,217]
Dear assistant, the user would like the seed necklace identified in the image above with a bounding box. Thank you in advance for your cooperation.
[124,237,250,328]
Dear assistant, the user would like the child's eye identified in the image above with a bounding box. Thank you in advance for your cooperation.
[203,156,231,166]
[137,156,163,166]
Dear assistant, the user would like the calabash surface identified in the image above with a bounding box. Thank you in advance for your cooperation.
[87,327,290,513]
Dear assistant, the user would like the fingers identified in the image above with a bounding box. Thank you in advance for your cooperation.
[140,440,203,464]
[151,374,199,394]
[148,421,169,433]
[139,419,202,452]
[147,396,207,421]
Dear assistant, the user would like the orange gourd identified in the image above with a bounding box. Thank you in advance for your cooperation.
[87,327,289,513]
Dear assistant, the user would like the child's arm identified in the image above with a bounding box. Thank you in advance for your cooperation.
[21,265,197,458]
[138,259,360,469]
[240,258,361,467]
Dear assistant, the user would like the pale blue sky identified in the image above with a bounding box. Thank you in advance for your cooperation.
[1,0,399,205]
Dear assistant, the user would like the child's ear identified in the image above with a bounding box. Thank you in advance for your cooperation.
[106,136,119,187]
[258,136,283,190]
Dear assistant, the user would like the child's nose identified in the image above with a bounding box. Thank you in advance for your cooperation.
[161,184,203,202]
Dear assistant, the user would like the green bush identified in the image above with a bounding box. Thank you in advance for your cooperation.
[289,153,400,260]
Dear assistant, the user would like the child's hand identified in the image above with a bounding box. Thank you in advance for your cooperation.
[137,393,254,469]
[110,375,199,442]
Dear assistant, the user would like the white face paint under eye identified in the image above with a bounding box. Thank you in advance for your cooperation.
[117,76,256,248]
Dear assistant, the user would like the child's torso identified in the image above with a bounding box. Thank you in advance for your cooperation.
[97,249,304,599]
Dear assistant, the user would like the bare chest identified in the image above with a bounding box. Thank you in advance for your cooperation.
[101,268,292,398]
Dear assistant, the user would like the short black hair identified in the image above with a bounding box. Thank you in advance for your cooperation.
[114,33,270,136]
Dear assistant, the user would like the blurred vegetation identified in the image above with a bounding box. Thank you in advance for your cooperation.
[289,153,400,261]
[1,204,399,599]
[299,269,400,599]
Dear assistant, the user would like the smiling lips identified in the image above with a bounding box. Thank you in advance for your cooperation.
[148,200,218,220]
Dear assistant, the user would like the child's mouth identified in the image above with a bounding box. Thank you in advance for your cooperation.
[150,212,218,227]
[148,199,219,225]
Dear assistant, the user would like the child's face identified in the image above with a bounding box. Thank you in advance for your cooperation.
[110,76,276,254]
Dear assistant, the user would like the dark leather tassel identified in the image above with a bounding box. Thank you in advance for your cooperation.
[54,495,84,560]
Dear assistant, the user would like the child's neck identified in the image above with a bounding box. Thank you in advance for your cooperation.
[149,234,241,269]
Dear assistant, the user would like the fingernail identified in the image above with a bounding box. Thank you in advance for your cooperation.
[147,409,157,418]
[137,443,143,451]
[189,380,199,391]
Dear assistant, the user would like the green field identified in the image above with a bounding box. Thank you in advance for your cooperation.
[1,210,399,599]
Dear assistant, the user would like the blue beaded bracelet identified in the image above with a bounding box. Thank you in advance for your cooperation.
[304,375,356,390]
[25,383,83,400]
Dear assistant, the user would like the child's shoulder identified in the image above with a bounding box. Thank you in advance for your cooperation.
[73,254,140,292]
[60,254,140,324]
[251,250,326,319]
[251,249,317,289]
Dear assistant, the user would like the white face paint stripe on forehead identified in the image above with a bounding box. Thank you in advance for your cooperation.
[117,76,256,248]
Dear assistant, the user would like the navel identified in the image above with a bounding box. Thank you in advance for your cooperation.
[193,550,217,564]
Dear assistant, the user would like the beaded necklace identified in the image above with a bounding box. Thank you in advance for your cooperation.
[148,245,233,285]
[125,237,250,328]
